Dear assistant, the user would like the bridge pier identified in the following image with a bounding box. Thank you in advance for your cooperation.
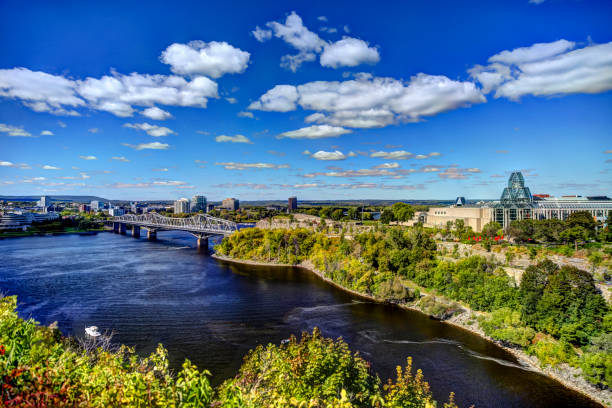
[132,226,140,238]
[113,222,119,233]
[147,229,157,240]
[119,223,126,235]
[196,235,209,252]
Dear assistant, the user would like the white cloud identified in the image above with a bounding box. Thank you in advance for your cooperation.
[0,68,219,117]
[57,120,67,128]
[215,161,290,170]
[303,168,397,178]
[373,162,400,169]
[529,0,546,4]
[79,155,97,160]
[317,16,328,22]
[40,130,54,136]
[124,122,176,137]
[320,37,380,68]
[237,111,255,118]
[140,106,173,120]
[250,73,485,128]
[215,134,253,144]
[160,40,250,78]
[152,168,169,172]
[248,84,298,112]
[415,154,427,159]
[311,150,347,160]
[122,142,169,150]
[302,149,311,155]
[42,165,60,170]
[0,68,84,115]
[0,161,13,166]
[112,156,130,162]
[88,128,100,133]
[320,27,338,34]
[0,123,32,137]
[470,40,612,100]
[278,125,352,139]
[370,150,413,160]
[0,161,30,169]
[252,26,273,42]
[261,11,327,71]
[225,97,237,104]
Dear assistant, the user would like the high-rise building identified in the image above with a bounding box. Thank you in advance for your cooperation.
[38,196,49,207]
[174,198,190,214]
[190,195,207,213]
[90,201,101,211]
[221,198,239,211]
[288,196,297,211]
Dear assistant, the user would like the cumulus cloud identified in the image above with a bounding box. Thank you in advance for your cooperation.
[248,84,298,112]
[438,166,481,179]
[42,165,60,170]
[250,73,485,128]
[310,150,347,160]
[112,156,130,162]
[469,40,612,99]
[0,161,31,169]
[320,37,380,68]
[370,150,413,160]
[215,161,290,170]
[255,12,381,71]
[79,155,97,160]
[264,11,327,71]
[237,111,255,118]
[121,142,169,150]
[215,134,253,144]
[252,26,273,42]
[0,123,32,137]
[140,106,173,120]
[373,162,400,169]
[278,125,352,139]
[0,68,219,117]
[160,40,250,78]
[124,122,176,137]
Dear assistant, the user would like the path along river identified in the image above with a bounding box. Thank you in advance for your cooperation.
[0,231,602,407]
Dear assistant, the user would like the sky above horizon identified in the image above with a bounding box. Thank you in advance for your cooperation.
[1,0,611,201]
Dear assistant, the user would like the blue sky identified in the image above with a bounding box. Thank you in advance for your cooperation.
[1,0,611,201]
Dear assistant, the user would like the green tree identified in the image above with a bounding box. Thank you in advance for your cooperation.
[482,221,502,240]
[560,226,588,250]
[391,202,415,222]
[380,208,394,224]
[331,208,344,221]
[567,211,597,237]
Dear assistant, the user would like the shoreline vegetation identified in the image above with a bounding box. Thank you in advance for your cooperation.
[0,296,454,407]
[214,227,612,408]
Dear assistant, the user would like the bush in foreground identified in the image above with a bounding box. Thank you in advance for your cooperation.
[1,295,448,407]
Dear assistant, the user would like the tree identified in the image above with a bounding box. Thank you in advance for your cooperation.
[560,226,588,250]
[567,211,597,237]
[391,202,415,222]
[331,208,344,221]
[482,221,502,240]
[347,207,358,220]
[454,219,465,236]
[380,208,394,224]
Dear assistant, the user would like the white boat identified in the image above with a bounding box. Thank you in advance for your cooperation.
[85,326,101,337]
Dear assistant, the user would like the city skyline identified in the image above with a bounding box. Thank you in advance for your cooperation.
[1,0,611,200]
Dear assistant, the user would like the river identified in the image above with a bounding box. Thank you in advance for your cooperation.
[0,231,601,407]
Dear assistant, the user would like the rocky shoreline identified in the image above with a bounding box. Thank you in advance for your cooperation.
[211,252,612,408]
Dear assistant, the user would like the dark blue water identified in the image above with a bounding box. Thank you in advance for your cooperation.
[0,231,601,407]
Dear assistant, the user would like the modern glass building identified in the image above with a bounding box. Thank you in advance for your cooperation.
[190,195,207,212]
[492,171,611,228]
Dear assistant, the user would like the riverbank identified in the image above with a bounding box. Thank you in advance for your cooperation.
[211,252,612,408]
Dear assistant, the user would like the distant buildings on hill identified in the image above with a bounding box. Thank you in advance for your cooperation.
[416,171,612,232]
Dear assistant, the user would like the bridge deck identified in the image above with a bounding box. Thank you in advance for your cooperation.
[112,213,237,236]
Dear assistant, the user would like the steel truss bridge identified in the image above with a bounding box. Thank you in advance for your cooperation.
[110,213,238,248]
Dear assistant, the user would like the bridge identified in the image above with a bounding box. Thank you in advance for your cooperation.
[110,213,237,249]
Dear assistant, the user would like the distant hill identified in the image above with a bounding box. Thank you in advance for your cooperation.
[0,195,109,203]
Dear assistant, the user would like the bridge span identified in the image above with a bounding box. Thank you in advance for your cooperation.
[110,213,237,249]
